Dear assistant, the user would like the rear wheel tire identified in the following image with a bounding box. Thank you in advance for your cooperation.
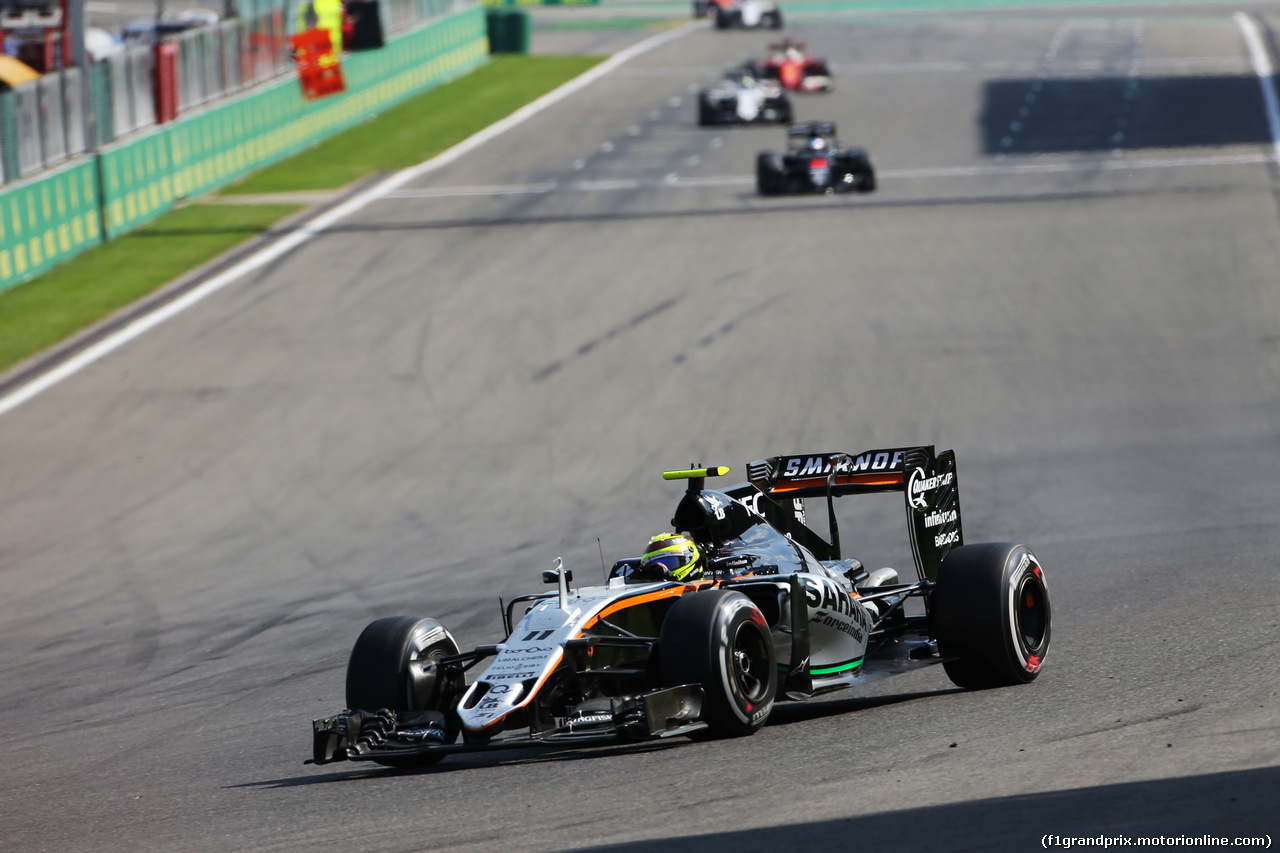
[346,616,462,766]
[775,95,793,124]
[660,590,777,736]
[932,543,1051,689]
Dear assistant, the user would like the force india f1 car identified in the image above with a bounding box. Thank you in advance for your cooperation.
[698,67,792,127]
[309,446,1051,768]
[757,121,876,194]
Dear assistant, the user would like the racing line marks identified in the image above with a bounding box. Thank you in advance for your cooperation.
[672,296,781,365]
[998,19,1153,158]
[533,297,679,382]
[0,20,705,418]
[1001,21,1072,152]
[1235,12,1280,165]
[1112,22,1146,151]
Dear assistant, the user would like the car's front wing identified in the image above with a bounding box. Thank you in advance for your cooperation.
[309,684,705,766]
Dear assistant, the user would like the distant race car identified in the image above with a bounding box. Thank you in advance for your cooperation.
[692,0,732,17]
[698,66,792,126]
[309,448,1052,768]
[760,38,833,92]
[757,121,876,194]
[711,0,783,30]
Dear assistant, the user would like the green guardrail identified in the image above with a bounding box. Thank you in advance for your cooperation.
[483,0,599,5]
[0,161,101,283]
[0,5,488,290]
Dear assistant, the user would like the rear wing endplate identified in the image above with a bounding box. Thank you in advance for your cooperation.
[744,447,963,582]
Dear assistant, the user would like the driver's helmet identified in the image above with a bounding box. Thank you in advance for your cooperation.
[808,135,827,151]
[640,533,703,581]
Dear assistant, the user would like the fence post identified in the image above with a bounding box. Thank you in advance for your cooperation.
[155,42,180,122]
[89,62,115,146]
[0,93,20,183]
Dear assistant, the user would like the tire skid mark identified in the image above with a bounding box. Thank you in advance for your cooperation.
[673,296,782,364]
[533,297,679,381]
[1047,702,1202,742]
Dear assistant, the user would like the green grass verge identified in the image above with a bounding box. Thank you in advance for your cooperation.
[1,53,603,375]
[0,204,300,373]
[224,54,603,194]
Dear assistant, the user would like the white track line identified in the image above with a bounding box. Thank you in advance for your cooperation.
[0,22,702,419]
[1235,12,1280,164]
[382,153,1272,199]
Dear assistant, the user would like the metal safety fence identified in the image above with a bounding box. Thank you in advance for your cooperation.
[0,4,487,289]
[0,0,467,187]
[105,45,156,138]
[384,0,464,32]
[0,67,90,182]
[174,14,294,112]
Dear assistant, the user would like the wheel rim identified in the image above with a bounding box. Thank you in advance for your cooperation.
[730,621,773,705]
[1014,574,1048,653]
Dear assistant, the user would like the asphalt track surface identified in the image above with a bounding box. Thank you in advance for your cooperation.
[3,2,1280,851]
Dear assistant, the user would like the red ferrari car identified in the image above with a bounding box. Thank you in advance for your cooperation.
[760,39,833,93]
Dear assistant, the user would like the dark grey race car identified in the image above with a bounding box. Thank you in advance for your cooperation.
[757,121,875,194]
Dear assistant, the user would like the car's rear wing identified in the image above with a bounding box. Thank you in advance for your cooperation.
[743,446,962,582]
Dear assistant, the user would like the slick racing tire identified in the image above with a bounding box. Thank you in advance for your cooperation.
[856,165,876,192]
[697,95,717,127]
[836,152,875,192]
[932,543,1051,689]
[765,9,783,29]
[346,615,463,765]
[757,152,785,195]
[773,94,793,124]
[660,590,777,736]
[714,7,737,28]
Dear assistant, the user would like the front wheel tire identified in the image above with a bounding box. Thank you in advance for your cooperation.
[932,543,1051,689]
[660,590,777,736]
[345,615,462,766]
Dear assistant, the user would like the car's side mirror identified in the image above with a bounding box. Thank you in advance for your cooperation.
[543,569,573,584]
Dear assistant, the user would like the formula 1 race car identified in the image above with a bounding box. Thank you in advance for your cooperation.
[757,121,876,194]
[710,0,783,29]
[760,38,833,92]
[309,447,1052,768]
[698,67,792,126]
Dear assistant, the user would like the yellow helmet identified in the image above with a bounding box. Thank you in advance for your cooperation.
[640,533,703,581]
